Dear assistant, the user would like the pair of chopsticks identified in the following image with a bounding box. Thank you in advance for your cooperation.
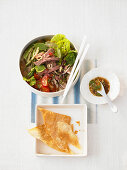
[61,36,90,103]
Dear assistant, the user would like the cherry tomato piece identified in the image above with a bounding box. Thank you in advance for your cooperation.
[49,52,53,56]
[41,85,50,92]
[34,73,40,80]
[41,75,49,86]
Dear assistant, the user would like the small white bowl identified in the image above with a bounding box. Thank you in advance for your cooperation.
[19,35,79,97]
[80,68,120,104]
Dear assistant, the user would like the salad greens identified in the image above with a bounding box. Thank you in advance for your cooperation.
[51,34,70,56]
[65,50,77,66]
[27,67,35,78]
[22,34,78,92]
[23,45,33,60]
[35,65,46,72]
[32,47,39,60]
[51,34,65,42]
[34,43,48,51]
[23,76,36,86]
[23,43,48,66]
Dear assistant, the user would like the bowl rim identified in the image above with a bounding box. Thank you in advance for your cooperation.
[19,34,79,96]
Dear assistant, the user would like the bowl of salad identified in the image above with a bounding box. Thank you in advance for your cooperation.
[19,34,79,97]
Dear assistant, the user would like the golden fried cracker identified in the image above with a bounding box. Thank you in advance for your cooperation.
[38,108,72,152]
[28,125,72,154]
[57,121,81,149]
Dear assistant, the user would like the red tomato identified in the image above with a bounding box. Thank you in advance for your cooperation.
[41,85,50,92]
[34,73,40,80]
[41,75,49,86]
[49,52,53,56]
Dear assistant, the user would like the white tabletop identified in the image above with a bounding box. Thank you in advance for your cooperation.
[0,0,127,169]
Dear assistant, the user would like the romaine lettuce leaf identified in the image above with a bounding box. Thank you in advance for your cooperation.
[56,48,61,58]
[51,34,65,42]
[57,39,70,55]
[51,34,70,56]
[65,50,77,66]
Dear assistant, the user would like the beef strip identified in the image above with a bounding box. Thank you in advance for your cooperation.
[48,65,60,73]
[34,48,57,66]
[34,57,59,66]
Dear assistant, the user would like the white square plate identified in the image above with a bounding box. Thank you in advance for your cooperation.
[35,104,87,157]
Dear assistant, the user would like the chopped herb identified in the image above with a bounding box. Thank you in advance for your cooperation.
[35,65,46,72]
[59,80,62,84]
[37,84,41,89]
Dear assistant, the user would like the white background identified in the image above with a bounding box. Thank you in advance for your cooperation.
[0,0,127,170]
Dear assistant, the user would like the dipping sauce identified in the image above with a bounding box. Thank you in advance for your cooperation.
[76,121,80,126]
[89,77,110,97]
[74,130,78,134]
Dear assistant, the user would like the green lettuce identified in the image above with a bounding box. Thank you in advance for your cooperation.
[56,48,61,58]
[51,34,70,56]
[65,50,77,66]
[35,65,46,72]
[23,76,36,86]
[51,34,65,42]
[34,43,48,51]
[57,39,70,55]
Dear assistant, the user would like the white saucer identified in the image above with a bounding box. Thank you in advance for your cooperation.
[80,68,120,104]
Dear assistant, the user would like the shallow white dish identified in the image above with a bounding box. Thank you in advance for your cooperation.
[80,68,120,104]
[35,104,87,157]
